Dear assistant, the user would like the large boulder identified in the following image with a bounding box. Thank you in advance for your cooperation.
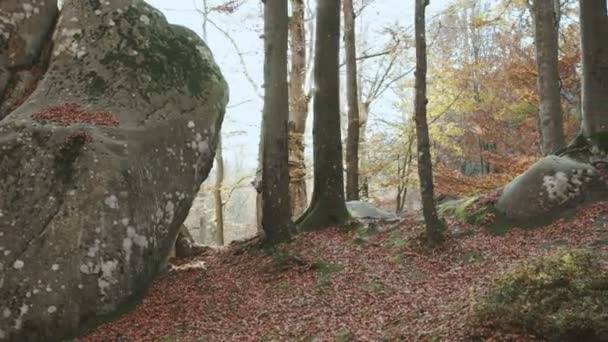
[0,1,228,341]
[495,156,601,222]
[346,201,397,221]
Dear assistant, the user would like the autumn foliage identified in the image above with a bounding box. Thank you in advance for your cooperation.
[32,103,119,127]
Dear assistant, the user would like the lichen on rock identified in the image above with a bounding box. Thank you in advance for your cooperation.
[0,0,228,341]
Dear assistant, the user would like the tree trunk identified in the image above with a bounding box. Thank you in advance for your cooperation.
[359,101,370,198]
[0,0,58,119]
[415,0,444,246]
[296,0,350,230]
[533,0,565,155]
[396,135,414,214]
[343,0,361,201]
[213,136,225,246]
[579,0,608,150]
[261,0,295,244]
[288,0,309,218]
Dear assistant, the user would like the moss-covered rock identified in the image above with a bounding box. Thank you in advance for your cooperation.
[470,249,608,341]
[496,156,603,223]
[0,1,228,341]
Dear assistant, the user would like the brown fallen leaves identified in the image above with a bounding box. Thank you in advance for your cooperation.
[81,202,608,342]
[32,103,119,127]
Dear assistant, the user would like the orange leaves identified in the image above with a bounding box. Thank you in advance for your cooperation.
[32,103,119,127]
[80,200,608,341]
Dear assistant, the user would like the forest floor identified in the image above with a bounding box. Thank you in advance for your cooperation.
[81,202,608,342]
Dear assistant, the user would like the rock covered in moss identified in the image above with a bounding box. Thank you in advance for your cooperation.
[495,156,601,222]
[0,1,228,341]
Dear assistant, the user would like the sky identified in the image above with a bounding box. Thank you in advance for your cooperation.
[145,0,451,174]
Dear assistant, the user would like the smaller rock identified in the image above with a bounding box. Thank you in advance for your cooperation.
[346,201,397,221]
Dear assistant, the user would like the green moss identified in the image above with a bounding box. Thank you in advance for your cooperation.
[335,328,354,342]
[587,132,608,152]
[438,197,514,235]
[385,230,407,248]
[438,197,479,223]
[471,249,608,341]
[84,71,108,97]
[85,0,101,9]
[461,251,484,265]
[313,261,344,288]
[296,195,351,232]
[100,7,223,100]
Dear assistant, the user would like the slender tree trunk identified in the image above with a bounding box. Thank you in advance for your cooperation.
[213,136,225,245]
[288,0,309,218]
[532,0,565,155]
[261,0,295,243]
[396,135,414,214]
[579,0,608,150]
[297,0,350,230]
[359,100,370,198]
[415,0,444,246]
[343,0,361,201]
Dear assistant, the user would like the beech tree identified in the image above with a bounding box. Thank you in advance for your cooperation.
[288,0,310,218]
[261,0,295,243]
[297,0,350,230]
[415,0,444,246]
[343,0,361,201]
[579,0,608,149]
[532,0,565,155]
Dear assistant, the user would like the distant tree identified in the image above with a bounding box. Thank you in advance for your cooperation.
[261,0,295,243]
[579,0,608,149]
[297,0,350,230]
[532,0,565,155]
[343,0,361,201]
[414,0,444,246]
[213,136,225,245]
[288,0,310,218]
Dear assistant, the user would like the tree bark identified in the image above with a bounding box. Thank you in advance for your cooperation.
[296,0,350,230]
[261,0,295,243]
[415,0,444,246]
[533,0,565,155]
[579,0,608,150]
[288,0,309,218]
[343,0,361,201]
[213,136,225,246]
[359,100,370,198]
[396,133,415,214]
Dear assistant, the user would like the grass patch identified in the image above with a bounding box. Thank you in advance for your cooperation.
[259,247,306,273]
[470,249,608,341]
[388,253,406,264]
[272,281,292,293]
[351,223,379,245]
[335,328,354,342]
[385,230,407,248]
[542,239,568,250]
[439,197,513,235]
[361,279,385,292]
[460,251,484,265]
[590,237,608,247]
[313,261,344,288]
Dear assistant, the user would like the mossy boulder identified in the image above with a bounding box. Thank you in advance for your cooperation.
[471,250,608,341]
[0,1,228,341]
[496,156,602,223]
